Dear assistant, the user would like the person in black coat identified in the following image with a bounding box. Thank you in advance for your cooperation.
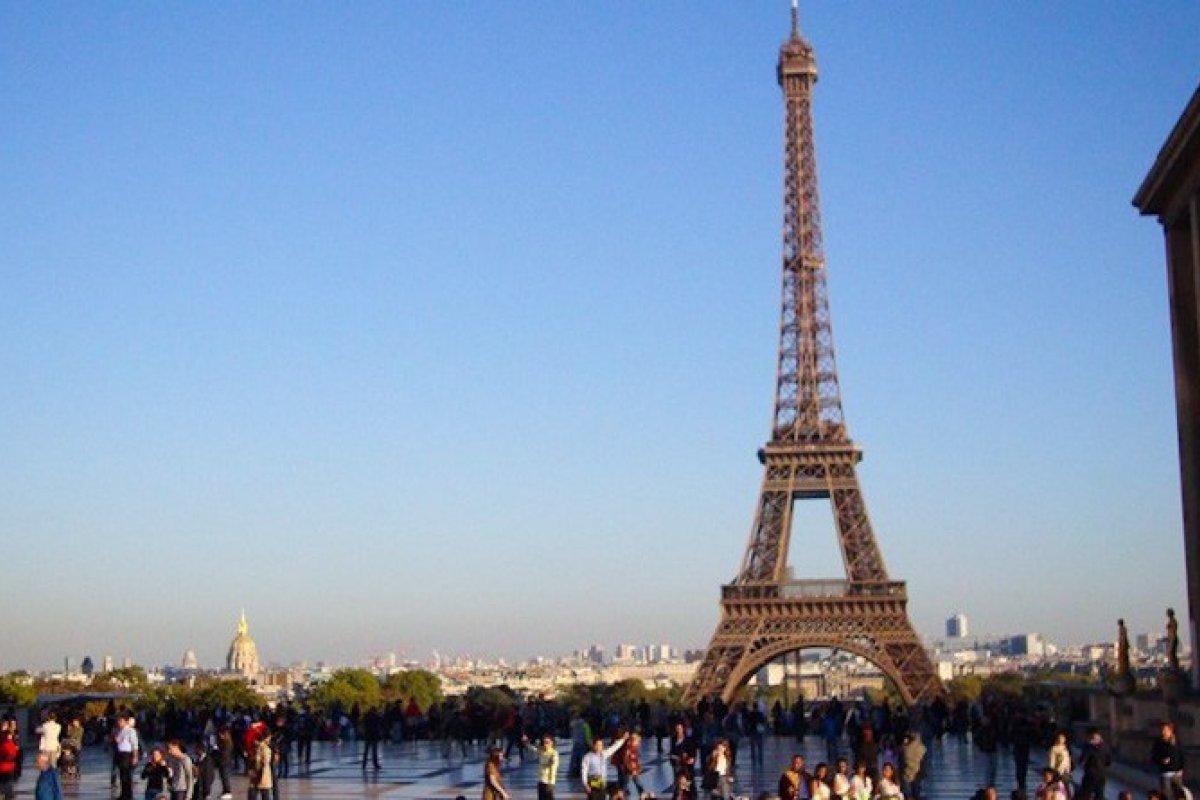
[1076,728,1111,800]
[1152,722,1186,800]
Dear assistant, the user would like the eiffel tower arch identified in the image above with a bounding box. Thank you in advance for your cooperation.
[683,5,942,708]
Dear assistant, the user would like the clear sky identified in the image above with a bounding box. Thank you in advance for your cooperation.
[2,2,1199,672]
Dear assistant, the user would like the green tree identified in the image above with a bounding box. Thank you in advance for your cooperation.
[310,669,383,713]
[382,670,443,711]
[0,673,36,706]
[984,672,1026,698]
[193,679,265,712]
[93,666,149,691]
[946,675,984,704]
[463,685,517,711]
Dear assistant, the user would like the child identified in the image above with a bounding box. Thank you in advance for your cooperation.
[1035,768,1067,800]
[671,771,696,800]
[141,747,171,800]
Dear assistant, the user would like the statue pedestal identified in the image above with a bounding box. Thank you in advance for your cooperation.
[1162,669,1186,707]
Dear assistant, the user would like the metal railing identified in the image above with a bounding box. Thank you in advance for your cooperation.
[722,580,905,601]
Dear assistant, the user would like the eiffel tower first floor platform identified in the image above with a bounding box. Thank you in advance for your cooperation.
[684,579,943,708]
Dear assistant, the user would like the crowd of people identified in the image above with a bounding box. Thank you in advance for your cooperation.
[0,692,1191,800]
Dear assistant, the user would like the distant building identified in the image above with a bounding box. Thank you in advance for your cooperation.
[181,650,199,670]
[946,613,969,638]
[646,644,672,663]
[226,610,261,677]
[81,656,94,676]
[102,656,114,673]
[1136,633,1151,653]
[1004,634,1046,657]
[614,644,638,664]
[586,644,606,665]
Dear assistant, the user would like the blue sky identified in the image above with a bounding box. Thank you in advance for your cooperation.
[2,2,1198,671]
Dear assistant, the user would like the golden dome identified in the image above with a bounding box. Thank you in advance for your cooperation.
[226,609,260,677]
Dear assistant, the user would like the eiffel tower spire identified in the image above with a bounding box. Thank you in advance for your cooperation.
[772,0,845,447]
[684,7,942,708]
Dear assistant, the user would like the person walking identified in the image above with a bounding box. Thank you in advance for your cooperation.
[361,708,383,770]
[482,748,509,800]
[1047,732,1072,798]
[1035,768,1068,800]
[1153,723,1185,800]
[115,714,141,800]
[569,714,593,780]
[212,724,234,800]
[669,723,697,781]
[33,754,62,800]
[621,732,650,800]
[703,740,732,800]
[36,713,61,772]
[582,735,628,800]
[877,762,903,800]
[0,730,19,800]
[973,715,998,790]
[810,763,832,800]
[533,734,561,800]
[248,735,273,800]
[780,755,809,800]
[900,732,926,800]
[142,748,171,800]
[166,740,194,800]
[1076,728,1110,800]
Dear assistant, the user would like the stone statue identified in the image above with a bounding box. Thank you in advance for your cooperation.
[1117,618,1131,678]
[1167,607,1180,672]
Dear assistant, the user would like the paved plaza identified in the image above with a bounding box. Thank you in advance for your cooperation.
[16,735,1145,800]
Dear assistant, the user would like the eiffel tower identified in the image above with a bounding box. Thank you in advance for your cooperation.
[683,5,942,707]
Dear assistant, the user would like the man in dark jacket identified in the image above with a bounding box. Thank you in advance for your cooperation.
[1077,728,1111,800]
[1152,722,1186,800]
[360,709,383,770]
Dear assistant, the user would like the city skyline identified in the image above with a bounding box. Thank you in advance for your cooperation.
[3,3,1200,672]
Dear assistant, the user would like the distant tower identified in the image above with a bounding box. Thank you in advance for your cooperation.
[102,655,114,673]
[181,649,199,670]
[226,610,261,677]
[946,613,969,638]
[81,656,94,676]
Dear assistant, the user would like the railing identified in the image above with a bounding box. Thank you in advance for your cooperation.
[722,580,906,601]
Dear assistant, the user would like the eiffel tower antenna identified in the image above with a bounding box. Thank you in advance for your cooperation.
[684,7,942,707]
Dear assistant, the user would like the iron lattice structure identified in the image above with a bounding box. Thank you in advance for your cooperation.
[684,8,942,708]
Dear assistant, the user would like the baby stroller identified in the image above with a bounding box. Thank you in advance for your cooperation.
[58,740,82,780]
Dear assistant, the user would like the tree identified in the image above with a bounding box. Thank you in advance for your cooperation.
[310,669,383,714]
[946,675,984,704]
[193,679,265,712]
[0,673,36,706]
[463,685,517,711]
[382,670,443,711]
[93,666,149,691]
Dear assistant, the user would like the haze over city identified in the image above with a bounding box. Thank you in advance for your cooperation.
[3,3,1199,672]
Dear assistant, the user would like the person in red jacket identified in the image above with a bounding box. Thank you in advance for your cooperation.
[0,730,20,800]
